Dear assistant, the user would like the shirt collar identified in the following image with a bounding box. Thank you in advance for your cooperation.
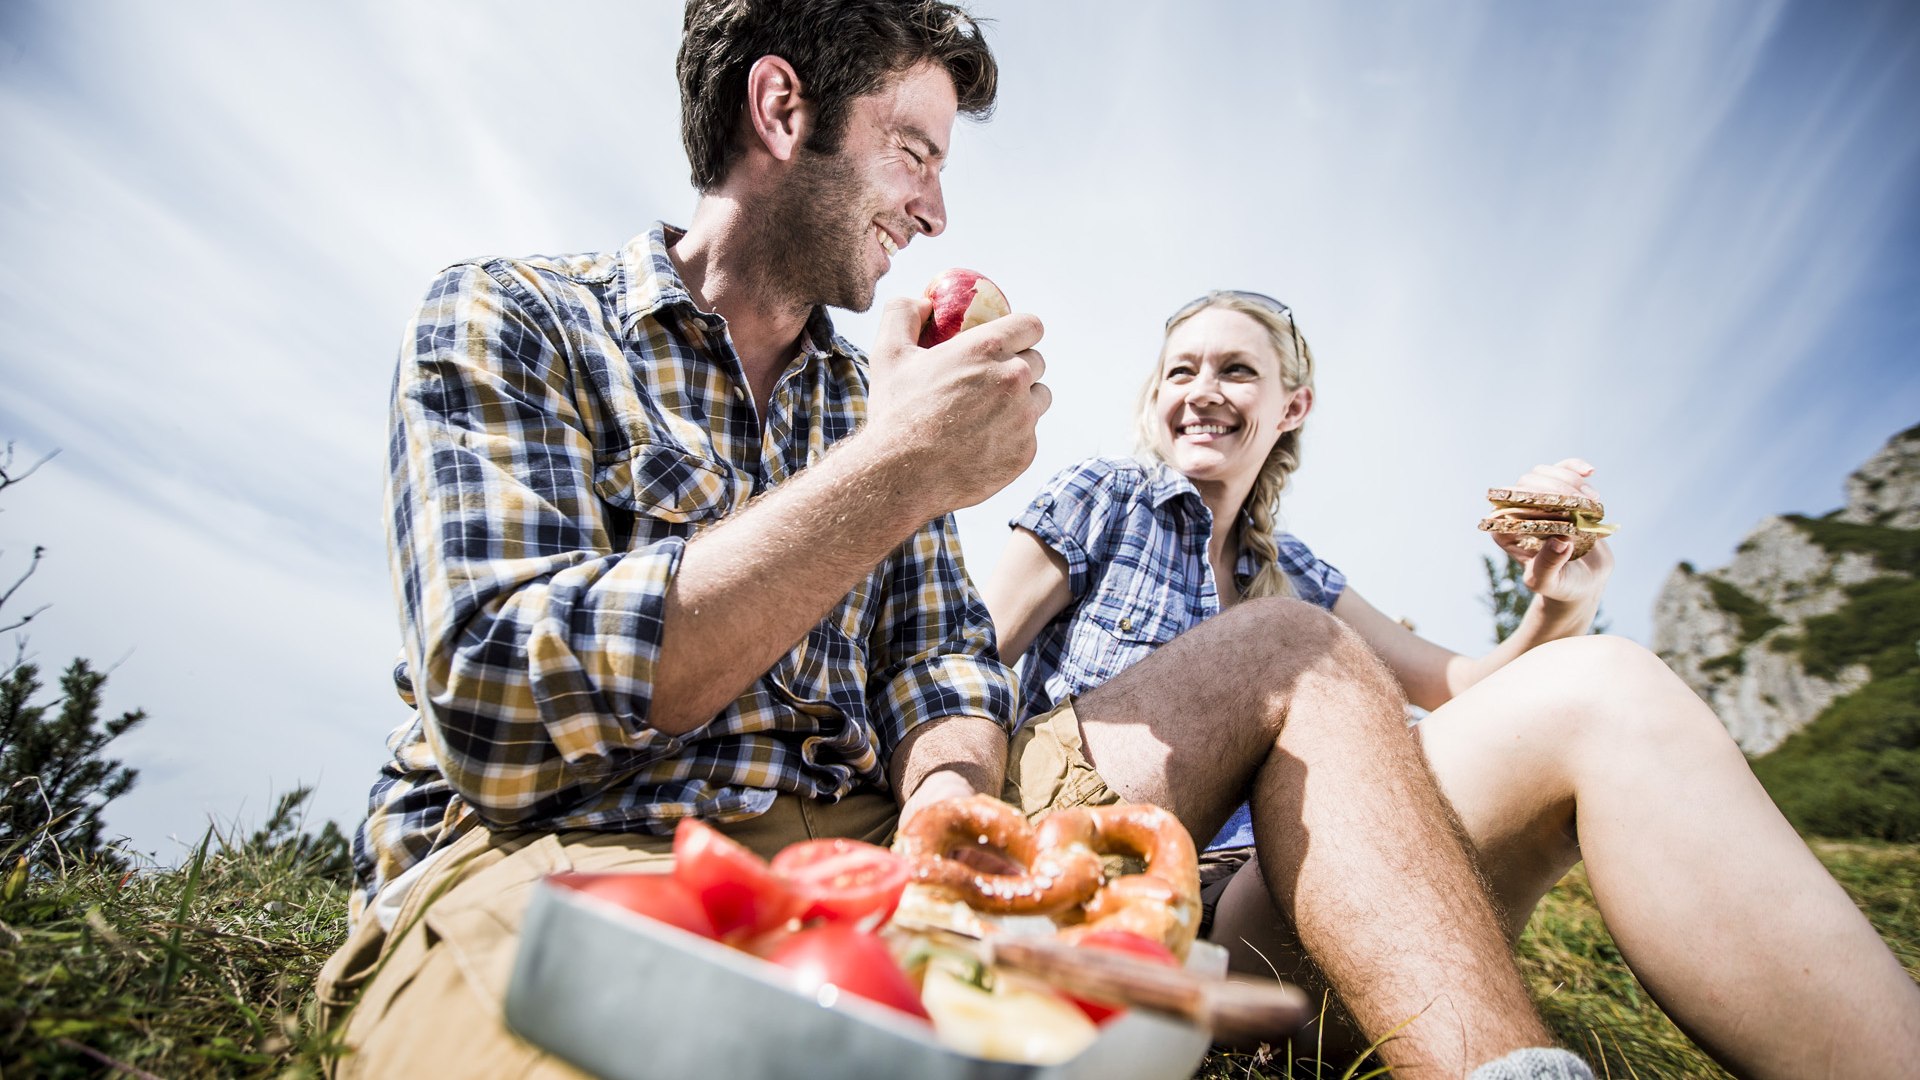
[1143,456,1199,509]
[1142,457,1264,581]
[616,222,856,365]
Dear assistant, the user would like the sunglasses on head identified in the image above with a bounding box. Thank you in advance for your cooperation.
[1165,290,1305,361]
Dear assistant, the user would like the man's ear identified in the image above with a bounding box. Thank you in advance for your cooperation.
[745,55,810,162]
[1280,385,1314,432]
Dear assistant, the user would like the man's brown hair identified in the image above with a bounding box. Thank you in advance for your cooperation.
[678,0,998,192]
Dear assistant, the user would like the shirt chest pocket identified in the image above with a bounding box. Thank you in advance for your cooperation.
[591,442,736,545]
[1079,581,1186,678]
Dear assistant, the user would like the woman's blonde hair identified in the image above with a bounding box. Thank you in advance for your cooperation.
[1135,291,1316,601]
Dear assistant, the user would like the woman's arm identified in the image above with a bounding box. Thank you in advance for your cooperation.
[1333,458,1613,712]
[1333,577,1602,712]
[981,526,1075,662]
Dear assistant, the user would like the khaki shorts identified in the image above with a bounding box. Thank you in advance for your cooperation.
[1002,698,1121,819]
[315,791,896,1079]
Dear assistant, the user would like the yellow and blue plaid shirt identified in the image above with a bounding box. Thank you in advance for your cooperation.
[352,223,1015,907]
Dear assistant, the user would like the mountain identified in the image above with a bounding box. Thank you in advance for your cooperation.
[1653,423,1919,752]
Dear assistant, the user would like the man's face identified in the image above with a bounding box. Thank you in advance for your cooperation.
[764,62,959,312]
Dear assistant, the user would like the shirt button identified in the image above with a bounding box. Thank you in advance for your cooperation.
[1118,616,1133,632]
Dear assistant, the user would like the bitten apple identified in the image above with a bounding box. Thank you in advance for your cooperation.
[918,269,1011,347]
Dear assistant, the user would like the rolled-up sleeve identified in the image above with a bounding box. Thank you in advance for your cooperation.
[1011,460,1125,604]
[388,263,684,825]
[863,513,1018,759]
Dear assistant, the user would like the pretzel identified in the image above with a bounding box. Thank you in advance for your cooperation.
[897,796,1204,959]
[1042,803,1202,958]
[893,793,1104,915]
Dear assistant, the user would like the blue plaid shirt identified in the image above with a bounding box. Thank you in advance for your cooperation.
[1011,456,1346,850]
[354,223,1015,909]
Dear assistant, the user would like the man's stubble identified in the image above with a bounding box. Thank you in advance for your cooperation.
[747,146,891,317]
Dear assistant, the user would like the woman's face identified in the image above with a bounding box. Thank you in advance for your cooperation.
[1153,307,1309,493]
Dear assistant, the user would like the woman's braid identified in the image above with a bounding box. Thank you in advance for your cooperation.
[1238,428,1302,600]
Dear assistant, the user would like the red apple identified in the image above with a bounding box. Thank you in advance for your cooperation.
[918,268,1011,347]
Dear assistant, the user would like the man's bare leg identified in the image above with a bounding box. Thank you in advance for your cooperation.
[1073,597,1552,1078]
[1419,635,1920,1080]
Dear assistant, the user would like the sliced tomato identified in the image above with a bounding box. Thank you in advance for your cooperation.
[671,817,803,939]
[549,871,716,939]
[1067,930,1180,1024]
[771,838,911,929]
[763,924,931,1023]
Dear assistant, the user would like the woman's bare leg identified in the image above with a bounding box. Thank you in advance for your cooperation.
[1208,853,1372,1061]
[1414,635,1920,1079]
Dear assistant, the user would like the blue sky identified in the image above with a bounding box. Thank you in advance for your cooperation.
[2,1,1917,862]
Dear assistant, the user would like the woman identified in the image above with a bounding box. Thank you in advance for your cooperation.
[983,291,1919,1079]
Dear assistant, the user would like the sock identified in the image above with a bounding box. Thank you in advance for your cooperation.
[1468,1048,1596,1080]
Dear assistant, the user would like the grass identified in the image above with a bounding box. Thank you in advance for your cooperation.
[1201,840,1920,1079]
[0,831,348,1078]
[4,838,1915,1078]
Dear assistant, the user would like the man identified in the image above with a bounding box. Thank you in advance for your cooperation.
[319,2,1593,1077]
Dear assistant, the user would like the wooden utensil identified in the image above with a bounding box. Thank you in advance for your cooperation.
[895,921,1313,1043]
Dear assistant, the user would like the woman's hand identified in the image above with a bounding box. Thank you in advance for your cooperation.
[1494,458,1615,612]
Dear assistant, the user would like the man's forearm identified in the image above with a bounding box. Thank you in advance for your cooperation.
[890,714,1009,819]
[648,426,942,733]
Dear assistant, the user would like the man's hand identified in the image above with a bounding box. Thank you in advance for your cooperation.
[897,768,1028,877]
[1494,457,1614,613]
[899,769,979,831]
[890,714,1009,830]
[864,296,1050,516]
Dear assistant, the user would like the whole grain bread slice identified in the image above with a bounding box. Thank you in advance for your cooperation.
[1476,517,1597,559]
[1483,488,1605,520]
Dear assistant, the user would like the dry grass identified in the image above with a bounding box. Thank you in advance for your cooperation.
[1201,839,1920,1079]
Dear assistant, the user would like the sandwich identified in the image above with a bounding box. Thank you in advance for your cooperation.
[1477,488,1617,559]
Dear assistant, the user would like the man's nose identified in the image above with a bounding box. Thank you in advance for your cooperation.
[910,177,947,238]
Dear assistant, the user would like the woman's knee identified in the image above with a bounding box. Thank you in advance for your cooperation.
[1523,634,1682,696]
[1512,634,1730,752]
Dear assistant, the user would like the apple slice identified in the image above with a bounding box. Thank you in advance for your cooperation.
[918,269,1011,347]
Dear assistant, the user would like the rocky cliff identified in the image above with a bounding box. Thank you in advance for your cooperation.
[1653,424,1920,754]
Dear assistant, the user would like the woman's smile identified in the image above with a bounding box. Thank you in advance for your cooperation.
[1155,308,1294,489]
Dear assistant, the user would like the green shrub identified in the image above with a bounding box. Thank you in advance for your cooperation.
[1783,515,1920,576]
[1798,578,1920,681]
[1753,675,1920,842]
[1703,578,1782,645]
[1700,651,1746,676]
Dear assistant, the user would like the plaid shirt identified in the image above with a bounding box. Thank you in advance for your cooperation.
[1010,456,1346,849]
[353,223,1015,908]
